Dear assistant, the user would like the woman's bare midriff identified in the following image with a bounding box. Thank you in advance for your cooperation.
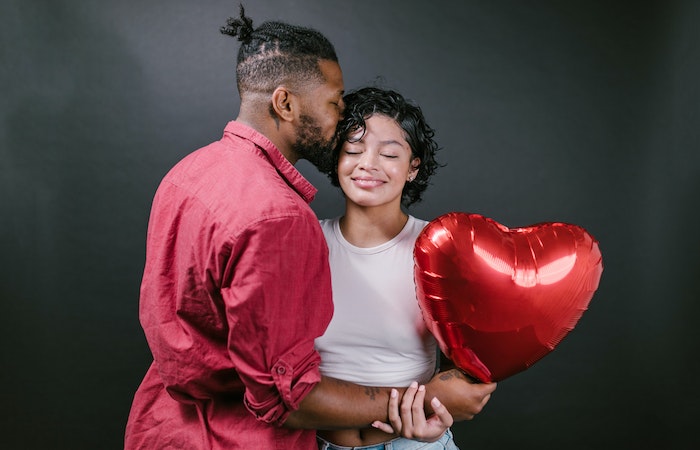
[318,427,397,447]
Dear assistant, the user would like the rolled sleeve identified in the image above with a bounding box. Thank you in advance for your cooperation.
[223,213,333,426]
[244,344,322,425]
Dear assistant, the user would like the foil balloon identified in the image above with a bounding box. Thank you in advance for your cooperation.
[414,212,603,383]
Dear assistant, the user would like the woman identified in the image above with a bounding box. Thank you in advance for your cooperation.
[315,87,460,449]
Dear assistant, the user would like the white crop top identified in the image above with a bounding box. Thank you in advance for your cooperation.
[315,215,437,387]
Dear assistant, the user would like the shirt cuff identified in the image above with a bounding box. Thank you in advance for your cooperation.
[244,348,322,426]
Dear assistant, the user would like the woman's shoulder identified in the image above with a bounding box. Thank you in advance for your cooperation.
[408,215,430,231]
[319,216,341,237]
[319,216,341,226]
[399,215,428,242]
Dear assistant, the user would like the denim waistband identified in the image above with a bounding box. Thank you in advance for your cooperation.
[317,435,399,450]
[316,429,453,450]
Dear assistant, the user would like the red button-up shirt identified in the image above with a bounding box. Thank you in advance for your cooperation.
[125,121,334,449]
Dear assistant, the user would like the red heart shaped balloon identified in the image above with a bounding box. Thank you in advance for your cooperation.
[414,212,603,382]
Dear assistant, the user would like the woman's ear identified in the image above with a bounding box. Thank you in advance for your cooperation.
[408,158,421,181]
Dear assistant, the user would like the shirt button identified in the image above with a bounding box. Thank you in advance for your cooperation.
[277,366,286,374]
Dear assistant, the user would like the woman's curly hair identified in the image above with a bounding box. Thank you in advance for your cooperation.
[328,87,441,208]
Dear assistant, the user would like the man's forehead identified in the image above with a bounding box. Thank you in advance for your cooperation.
[318,60,344,87]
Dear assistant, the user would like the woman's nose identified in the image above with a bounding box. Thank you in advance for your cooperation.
[358,151,378,170]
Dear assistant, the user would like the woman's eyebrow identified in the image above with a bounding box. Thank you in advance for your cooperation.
[379,139,405,147]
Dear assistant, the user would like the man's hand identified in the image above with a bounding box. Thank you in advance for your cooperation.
[425,369,497,421]
[371,381,453,442]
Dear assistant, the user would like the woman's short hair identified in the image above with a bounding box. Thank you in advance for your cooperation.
[329,87,440,207]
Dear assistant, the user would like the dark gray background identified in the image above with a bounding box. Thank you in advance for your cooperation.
[2,0,698,448]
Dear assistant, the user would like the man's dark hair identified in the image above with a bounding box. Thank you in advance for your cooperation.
[220,5,338,95]
[328,87,441,208]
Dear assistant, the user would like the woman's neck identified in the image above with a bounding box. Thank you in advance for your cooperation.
[339,204,408,248]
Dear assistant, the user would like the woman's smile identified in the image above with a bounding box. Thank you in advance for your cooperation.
[351,176,385,188]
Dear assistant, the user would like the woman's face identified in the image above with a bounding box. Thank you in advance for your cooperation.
[337,114,419,211]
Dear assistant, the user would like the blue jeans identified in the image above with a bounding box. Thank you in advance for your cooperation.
[317,429,459,450]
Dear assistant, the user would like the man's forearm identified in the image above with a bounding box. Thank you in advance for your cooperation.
[284,376,403,430]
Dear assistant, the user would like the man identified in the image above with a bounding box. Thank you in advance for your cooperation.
[125,6,495,449]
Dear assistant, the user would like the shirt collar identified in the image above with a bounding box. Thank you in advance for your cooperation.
[222,121,317,204]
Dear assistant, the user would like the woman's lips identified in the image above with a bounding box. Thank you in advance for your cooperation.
[352,177,384,188]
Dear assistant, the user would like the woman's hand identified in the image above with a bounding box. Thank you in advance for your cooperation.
[371,381,453,442]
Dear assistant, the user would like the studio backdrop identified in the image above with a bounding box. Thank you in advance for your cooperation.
[1,1,698,448]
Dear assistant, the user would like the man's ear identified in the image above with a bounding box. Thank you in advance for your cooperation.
[270,87,296,122]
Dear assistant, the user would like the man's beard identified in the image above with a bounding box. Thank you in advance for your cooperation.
[292,114,336,173]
